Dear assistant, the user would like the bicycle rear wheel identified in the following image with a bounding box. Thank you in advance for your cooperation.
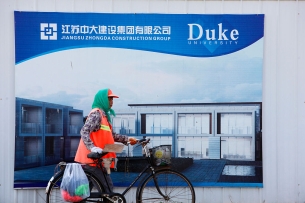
[46,170,104,203]
[138,169,195,203]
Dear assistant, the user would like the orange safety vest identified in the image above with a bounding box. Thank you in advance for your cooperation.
[74,108,116,167]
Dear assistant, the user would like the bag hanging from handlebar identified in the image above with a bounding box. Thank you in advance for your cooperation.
[60,163,90,202]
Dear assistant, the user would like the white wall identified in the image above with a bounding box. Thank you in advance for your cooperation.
[1,0,305,203]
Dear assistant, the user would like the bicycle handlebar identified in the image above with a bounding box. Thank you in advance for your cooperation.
[137,138,150,144]
[88,138,151,159]
[126,138,150,145]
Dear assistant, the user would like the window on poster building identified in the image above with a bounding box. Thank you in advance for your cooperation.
[217,113,253,135]
[23,137,40,165]
[221,137,252,160]
[178,113,212,135]
[112,114,136,134]
[177,136,209,159]
[140,113,173,134]
[45,108,62,134]
[68,112,83,135]
[21,105,42,134]
[217,112,254,160]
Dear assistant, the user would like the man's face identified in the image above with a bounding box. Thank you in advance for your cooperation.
[108,97,114,108]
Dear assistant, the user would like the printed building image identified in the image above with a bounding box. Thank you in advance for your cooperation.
[15,98,83,170]
[15,98,262,171]
[114,102,262,162]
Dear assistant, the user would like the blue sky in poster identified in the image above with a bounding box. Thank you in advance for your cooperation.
[15,38,262,115]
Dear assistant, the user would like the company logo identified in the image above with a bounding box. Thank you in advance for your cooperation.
[40,23,57,40]
[187,23,239,53]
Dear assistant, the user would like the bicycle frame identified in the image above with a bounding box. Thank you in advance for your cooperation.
[46,139,170,202]
[121,162,152,196]
[96,139,168,199]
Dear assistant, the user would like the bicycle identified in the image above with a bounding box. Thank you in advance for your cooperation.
[45,138,195,203]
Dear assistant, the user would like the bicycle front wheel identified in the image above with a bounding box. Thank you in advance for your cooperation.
[138,169,195,203]
[46,170,104,203]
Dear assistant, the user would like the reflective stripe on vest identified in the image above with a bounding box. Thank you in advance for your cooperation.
[100,124,111,131]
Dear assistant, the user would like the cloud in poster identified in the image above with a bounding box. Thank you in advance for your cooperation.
[15,39,263,115]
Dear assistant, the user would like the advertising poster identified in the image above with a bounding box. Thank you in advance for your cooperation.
[14,12,264,190]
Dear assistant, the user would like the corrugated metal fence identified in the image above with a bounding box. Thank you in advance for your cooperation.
[1,0,305,202]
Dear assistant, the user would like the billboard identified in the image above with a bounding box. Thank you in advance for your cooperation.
[14,12,264,189]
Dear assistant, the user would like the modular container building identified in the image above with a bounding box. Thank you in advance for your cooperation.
[15,98,83,169]
[114,102,262,162]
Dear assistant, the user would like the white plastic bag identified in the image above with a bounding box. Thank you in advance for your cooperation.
[60,163,90,202]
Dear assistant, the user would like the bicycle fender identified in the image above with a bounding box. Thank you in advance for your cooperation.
[45,170,64,194]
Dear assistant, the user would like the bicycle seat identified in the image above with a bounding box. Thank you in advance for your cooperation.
[87,152,108,159]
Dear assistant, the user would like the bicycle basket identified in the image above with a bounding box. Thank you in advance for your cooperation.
[149,145,171,166]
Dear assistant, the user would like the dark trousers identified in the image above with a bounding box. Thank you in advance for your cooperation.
[83,165,114,193]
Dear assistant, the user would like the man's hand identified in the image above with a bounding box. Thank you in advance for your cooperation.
[128,137,137,145]
[91,146,103,153]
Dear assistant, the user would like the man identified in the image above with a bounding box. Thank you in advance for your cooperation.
[75,88,137,192]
